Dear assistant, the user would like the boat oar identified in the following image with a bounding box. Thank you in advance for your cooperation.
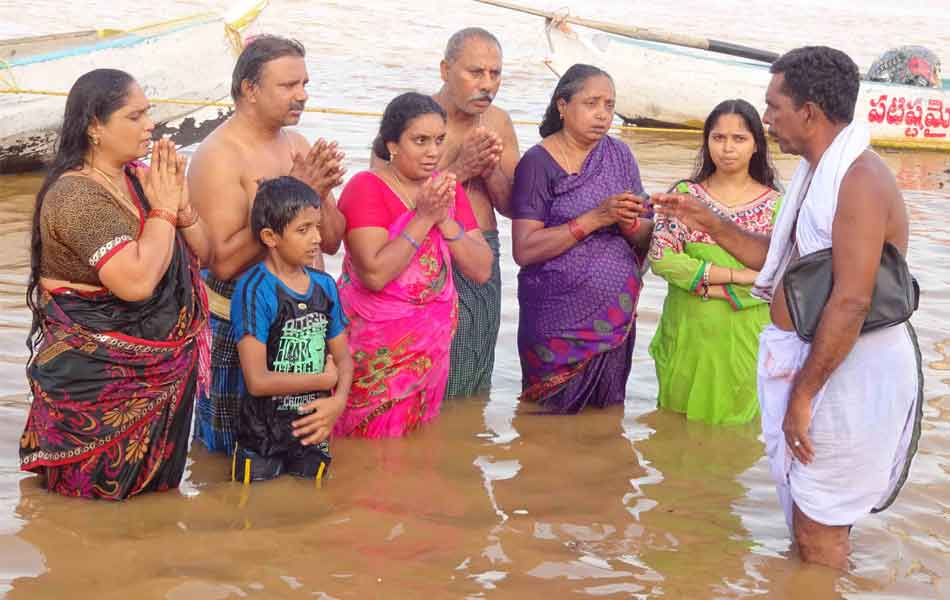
[474,0,780,64]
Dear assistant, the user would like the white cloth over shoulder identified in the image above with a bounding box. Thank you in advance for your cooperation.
[751,121,871,301]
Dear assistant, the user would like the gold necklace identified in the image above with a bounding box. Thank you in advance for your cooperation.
[555,132,578,174]
[88,163,140,217]
[388,163,416,210]
[89,164,128,201]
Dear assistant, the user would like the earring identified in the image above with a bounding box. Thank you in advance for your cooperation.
[91,136,100,146]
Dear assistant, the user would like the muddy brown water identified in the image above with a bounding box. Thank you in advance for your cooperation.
[0,1,948,597]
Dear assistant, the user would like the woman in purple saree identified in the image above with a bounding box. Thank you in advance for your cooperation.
[511,64,653,414]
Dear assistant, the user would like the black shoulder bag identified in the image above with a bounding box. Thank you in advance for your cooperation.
[782,242,920,343]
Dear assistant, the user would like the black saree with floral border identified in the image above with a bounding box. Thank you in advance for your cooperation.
[19,168,210,500]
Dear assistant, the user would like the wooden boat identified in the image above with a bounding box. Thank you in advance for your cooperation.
[474,0,950,152]
[544,21,950,153]
[0,1,268,173]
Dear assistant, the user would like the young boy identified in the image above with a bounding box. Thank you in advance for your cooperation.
[230,176,353,482]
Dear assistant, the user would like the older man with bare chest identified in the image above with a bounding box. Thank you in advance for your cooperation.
[188,36,347,453]
[434,28,519,398]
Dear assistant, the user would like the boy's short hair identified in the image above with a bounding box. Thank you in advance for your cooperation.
[251,176,322,240]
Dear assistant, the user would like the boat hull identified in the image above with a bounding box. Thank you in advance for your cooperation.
[0,12,252,173]
[545,22,950,152]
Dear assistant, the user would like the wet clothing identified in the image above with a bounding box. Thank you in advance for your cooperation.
[230,263,346,478]
[511,136,648,413]
[446,229,501,398]
[193,274,243,453]
[649,182,781,424]
[334,172,477,437]
[754,122,922,528]
[20,168,210,500]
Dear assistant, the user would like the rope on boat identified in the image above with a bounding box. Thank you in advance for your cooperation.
[0,87,703,136]
[3,87,945,150]
[0,60,17,91]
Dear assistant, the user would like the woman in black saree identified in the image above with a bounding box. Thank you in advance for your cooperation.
[19,69,213,500]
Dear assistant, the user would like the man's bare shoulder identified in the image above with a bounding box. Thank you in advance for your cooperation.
[842,150,900,200]
[484,104,515,132]
[284,129,310,153]
[190,122,245,175]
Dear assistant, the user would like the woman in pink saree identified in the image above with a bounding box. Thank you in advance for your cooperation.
[334,93,492,437]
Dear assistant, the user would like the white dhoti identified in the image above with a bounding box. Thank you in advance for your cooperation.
[757,323,922,529]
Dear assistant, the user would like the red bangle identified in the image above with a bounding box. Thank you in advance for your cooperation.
[568,218,586,241]
[148,208,177,227]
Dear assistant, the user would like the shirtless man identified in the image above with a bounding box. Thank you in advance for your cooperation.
[189,35,346,453]
[655,46,920,569]
[372,27,518,398]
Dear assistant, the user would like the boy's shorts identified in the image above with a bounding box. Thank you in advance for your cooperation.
[234,391,332,482]
[232,441,331,482]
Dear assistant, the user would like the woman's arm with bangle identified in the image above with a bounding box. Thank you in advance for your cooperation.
[650,249,763,310]
[512,208,608,267]
[619,217,654,249]
[438,218,492,283]
[176,204,214,265]
[345,214,436,292]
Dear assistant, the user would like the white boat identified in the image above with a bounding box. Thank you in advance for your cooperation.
[544,19,950,153]
[0,1,267,173]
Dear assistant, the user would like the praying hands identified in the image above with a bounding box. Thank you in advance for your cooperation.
[453,126,503,182]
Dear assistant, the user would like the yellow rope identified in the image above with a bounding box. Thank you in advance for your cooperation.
[0,60,17,91]
[121,11,217,35]
[0,87,699,134]
[3,86,945,150]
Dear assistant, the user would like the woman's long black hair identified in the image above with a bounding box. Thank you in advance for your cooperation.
[691,99,777,189]
[26,68,135,355]
[539,63,612,138]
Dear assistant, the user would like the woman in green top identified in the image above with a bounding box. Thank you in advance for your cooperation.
[648,99,781,424]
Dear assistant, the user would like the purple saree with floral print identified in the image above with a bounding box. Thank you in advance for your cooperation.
[512,136,648,413]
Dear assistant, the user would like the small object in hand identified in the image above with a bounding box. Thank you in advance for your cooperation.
[793,440,801,447]
[635,190,653,212]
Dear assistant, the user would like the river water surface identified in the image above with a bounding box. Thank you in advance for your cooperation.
[0,1,947,598]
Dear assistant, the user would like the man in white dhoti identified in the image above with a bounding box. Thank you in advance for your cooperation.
[654,46,922,569]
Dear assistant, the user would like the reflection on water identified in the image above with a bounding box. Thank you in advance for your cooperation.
[0,0,948,597]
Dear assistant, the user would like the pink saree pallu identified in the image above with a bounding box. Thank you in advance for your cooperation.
[334,210,458,438]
